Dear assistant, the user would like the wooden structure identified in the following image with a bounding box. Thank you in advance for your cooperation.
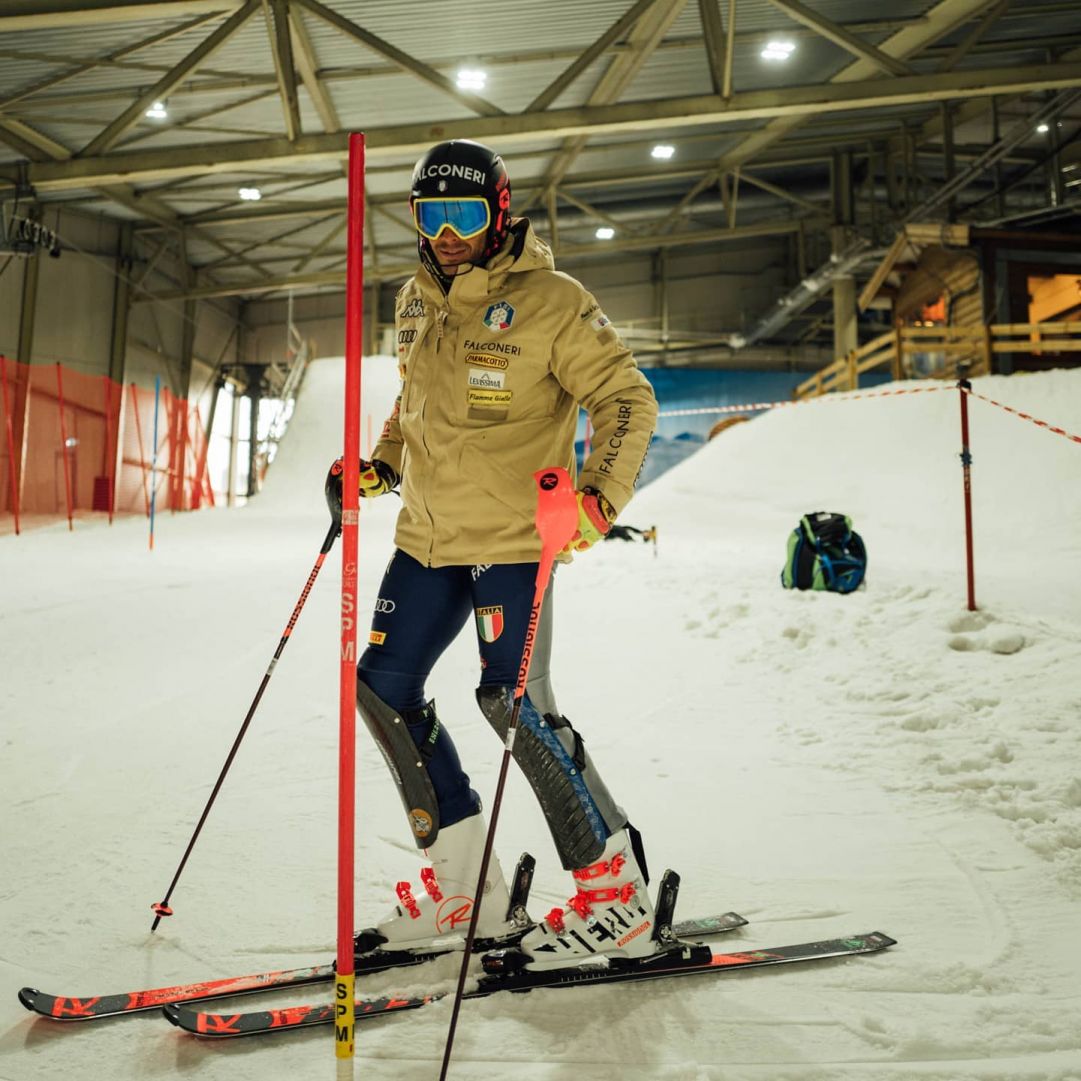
[794,321,1081,399]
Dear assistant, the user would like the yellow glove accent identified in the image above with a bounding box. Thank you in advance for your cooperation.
[357,458,397,498]
[559,488,614,556]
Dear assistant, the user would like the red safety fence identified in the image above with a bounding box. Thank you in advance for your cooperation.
[0,356,213,536]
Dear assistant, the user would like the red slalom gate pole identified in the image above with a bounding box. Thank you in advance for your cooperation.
[1,356,20,535]
[335,131,364,1077]
[55,364,74,531]
[438,467,579,1081]
[957,369,977,612]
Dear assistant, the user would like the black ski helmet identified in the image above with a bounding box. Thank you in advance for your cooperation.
[409,139,512,265]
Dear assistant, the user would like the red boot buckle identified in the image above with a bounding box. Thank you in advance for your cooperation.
[566,891,594,919]
[420,867,443,902]
[572,852,627,882]
[395,881,421,920]
[545,907,566,933]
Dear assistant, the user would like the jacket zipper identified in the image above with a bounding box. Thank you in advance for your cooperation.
[422,308,447,564]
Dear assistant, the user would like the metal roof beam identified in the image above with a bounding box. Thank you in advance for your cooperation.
[0,118,71,160]
[292,0,504,118]
[0,13,225,110]
[292,214,346,273]
[264,0,301,141]
[114,89,279,149]
[939,0,1009,71]
[0,1,242,32]
[531,0,688,204]
[79,0,261,157]
[762,0,915,77]
[711,0,1003,177]
[528,0,663,112]
[738,169,826,215]
[698,0,726,97]
[289,5,340,132]
[198,210,338,268]
[8,61,1081,194]
[138,219,803,301]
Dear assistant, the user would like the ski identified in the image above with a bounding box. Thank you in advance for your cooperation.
[164,930,896,1039]
[18,910,747,1022]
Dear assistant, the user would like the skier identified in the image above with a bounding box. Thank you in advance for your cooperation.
[328,139,658,970]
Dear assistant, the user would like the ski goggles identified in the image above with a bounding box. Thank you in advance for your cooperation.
[413,197,490,241]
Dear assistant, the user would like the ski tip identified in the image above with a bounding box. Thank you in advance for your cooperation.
[869,931,897,949]
[18,988,41,1013]
[161,1004,182,1027]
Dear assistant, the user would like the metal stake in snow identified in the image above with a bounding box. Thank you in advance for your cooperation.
[149,375,160,551]
[437,467,579,1081]
[335,130,365,1080]
[957,366,977,612]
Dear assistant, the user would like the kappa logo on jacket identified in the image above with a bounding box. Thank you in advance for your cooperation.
[400,298,425,319]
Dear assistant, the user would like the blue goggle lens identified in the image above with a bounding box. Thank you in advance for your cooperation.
[413,198,490,240]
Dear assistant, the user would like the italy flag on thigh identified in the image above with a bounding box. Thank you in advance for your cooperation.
[475,605,504,643]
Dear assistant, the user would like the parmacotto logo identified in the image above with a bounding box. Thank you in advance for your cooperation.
[465,351,509,370]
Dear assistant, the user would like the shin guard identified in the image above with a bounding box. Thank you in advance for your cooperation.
[476,685,627,869]
[355,681,451,846]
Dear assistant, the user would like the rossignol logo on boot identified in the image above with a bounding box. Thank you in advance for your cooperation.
[436,897,474,932]
[616,920,652,947]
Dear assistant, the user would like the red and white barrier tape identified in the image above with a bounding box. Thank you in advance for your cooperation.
[657,384,949,419]
[964,388,1081,446]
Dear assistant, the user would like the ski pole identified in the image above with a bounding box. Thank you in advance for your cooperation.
[438,467,579,1081]
[149,376,160,551]
[149,518,340,931]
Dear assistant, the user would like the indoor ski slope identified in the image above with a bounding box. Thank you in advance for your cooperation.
[2,355,1081,1080]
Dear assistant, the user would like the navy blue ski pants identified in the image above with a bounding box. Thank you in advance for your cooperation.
[357,549,553,829]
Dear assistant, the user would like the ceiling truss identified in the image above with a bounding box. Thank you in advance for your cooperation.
[0,0,1078,355]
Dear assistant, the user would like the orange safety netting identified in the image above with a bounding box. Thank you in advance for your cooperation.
[0,356,214,536]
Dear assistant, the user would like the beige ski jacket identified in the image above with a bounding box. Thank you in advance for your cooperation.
[373,220,657,567]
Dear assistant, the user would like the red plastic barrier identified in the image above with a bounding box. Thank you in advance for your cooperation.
[0,357,215,535]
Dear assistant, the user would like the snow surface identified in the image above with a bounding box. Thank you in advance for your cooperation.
[3,356,1081,1081]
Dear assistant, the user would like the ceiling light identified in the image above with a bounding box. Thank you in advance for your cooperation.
[651,144,676,160]
[456,68,487,91]
[144,100,168,120]
[760,40,796,61]
[595,227,615,240]
[1036,122,1050,134]
[238,187,262,201]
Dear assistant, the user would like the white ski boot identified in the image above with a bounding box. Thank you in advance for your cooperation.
[357,813,524,955]
[519,828,658,970]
